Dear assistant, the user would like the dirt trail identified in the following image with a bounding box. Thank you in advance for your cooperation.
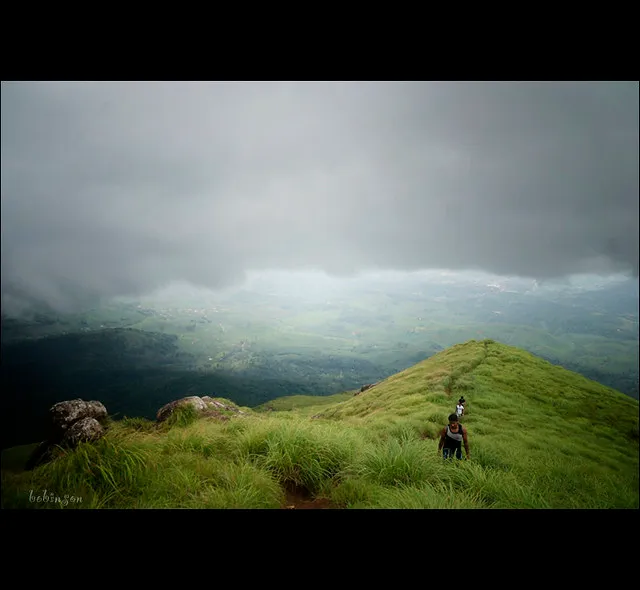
[280,482,338,509]
[444,341,490,397]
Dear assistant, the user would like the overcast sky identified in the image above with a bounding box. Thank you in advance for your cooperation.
[1,81,638,314]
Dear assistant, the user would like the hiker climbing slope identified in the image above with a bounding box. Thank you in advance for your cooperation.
[438,413,470,460]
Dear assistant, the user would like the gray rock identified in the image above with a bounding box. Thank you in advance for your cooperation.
[50,399,108,436]
[156,395,249,422]
[202,396,247,415]
[61,417,105,446]
[156,396,208,422]
[27,399,110,469]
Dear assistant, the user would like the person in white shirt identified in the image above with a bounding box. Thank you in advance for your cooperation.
[456,403,464,418]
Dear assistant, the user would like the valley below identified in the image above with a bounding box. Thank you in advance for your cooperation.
[1,271,638,451]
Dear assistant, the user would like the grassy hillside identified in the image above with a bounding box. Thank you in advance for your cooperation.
[2,340,638,509]
[254,392,355,413]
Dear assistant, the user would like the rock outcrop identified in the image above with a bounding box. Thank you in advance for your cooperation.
[26,399,109,470]
[156,395,247,423]
[50,399,108,440]
[202,396,247,415]
[156,396,208,422]
[61,417,105,446]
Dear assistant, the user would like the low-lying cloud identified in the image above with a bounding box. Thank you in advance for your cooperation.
[1,81,638,314]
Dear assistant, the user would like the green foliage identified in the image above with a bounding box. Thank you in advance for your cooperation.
[1,438,151,508]
[254,392,353,413]
[119,417,156,433]
[2,339,638,509]
[233,418,361,493]
[358,482,483,509]
[354,438,434,486]
[163,405,200,429]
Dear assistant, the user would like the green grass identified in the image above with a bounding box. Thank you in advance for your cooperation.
[254,392,354,413]
[2,340,638,509]
[162,404,200,429]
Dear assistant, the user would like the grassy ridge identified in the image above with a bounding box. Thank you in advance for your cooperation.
[254,392,354,413]
[2,340,638,509]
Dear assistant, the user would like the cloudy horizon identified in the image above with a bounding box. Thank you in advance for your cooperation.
[1,81,638,316]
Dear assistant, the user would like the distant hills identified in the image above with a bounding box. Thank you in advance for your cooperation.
[1,273,637,451]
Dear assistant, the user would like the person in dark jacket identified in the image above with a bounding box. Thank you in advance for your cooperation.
[438,414,470,460]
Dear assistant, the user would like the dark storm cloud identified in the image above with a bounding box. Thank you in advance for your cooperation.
[1,81,638,313]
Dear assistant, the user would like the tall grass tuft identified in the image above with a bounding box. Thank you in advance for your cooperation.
[1,438,151,508]
[234,417,360,493]
[119,416,157,433]
[354,438,435,487]
[362,482,483,509]
[163,404,199,429]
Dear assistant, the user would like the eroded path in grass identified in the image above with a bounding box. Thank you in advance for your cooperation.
[280,482,339,509]
[445,340,490,397]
